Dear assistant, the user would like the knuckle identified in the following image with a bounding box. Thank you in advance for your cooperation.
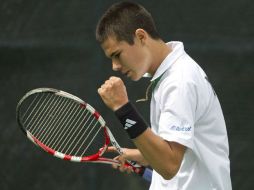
[98,88,102,94]
[115,77,121,82]
[109,76,116,80]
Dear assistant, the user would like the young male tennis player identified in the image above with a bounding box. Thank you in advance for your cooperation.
[96,1,232,189]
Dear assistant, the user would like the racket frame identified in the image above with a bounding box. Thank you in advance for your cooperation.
[16,88,139,168]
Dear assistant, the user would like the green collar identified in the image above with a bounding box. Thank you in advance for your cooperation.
[151,72,166,92]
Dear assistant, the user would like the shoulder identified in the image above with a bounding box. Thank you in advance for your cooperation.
[154,55,208,103]
[160,56,200,88]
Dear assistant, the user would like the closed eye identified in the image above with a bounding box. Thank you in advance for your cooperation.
[109,51,121,59]
[114,52,121,59]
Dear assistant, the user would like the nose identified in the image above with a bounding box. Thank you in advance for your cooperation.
[112,60,121,71]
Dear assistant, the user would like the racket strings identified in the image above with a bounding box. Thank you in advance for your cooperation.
[21,93,40,122]
[31,95,64,138]
[80,121,103,156]
[63,113,95,154]
[71,118,101,156]
[52,109,91,155]
[50,108,87,153]
[22,92,63,136]
[58,110,91,153]
[23,93,51,130]
[20,92,106,157]
[42,100,81,146]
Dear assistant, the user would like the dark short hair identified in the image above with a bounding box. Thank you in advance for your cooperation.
[96,1,160,45]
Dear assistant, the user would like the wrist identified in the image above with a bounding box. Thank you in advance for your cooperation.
[115,102,148,139]
[112,100,129,111]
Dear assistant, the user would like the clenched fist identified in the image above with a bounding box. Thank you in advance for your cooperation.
[98,76,129,111]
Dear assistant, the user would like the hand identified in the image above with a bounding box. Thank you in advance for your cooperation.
[107,146,149,174]
[98,76,129,111]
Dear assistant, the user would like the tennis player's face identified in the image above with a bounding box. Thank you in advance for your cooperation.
[101,36,152,81]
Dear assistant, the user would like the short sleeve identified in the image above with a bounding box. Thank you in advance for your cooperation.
[157,79,197,150]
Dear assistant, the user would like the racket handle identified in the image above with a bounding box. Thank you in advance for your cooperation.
[141,167,152,182]
[138,167,152,182]
[124,162,152,182]
[125,163,152,182]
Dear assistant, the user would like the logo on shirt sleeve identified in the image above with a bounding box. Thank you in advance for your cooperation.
[170,125,192,132]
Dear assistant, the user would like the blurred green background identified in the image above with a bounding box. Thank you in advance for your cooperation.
[0,0,253,189]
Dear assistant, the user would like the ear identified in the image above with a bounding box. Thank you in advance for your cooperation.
[135,29,148,44]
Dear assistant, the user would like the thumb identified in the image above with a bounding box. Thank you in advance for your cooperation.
[106,146,118,153]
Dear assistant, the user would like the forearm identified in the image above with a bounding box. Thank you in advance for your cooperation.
[98,77,185,179]
[133,128,184,180]
[115,102,185,180]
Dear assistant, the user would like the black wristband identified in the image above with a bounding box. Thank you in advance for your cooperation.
[115,102,148,139]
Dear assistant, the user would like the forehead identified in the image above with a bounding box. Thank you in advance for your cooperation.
[101,36,128,58]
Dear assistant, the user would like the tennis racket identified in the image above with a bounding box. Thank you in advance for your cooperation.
[16,88,152,182]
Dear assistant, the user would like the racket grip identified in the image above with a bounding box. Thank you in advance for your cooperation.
[139,167,152,182]
[124,162,152,182]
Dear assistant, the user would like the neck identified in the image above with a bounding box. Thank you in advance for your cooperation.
[148,40,172,75]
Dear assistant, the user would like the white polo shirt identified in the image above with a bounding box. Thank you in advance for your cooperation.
[149,41,232,190]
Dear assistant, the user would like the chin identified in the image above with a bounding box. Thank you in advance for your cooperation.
[130,75,142,81]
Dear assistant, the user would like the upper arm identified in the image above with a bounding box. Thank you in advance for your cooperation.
[157,78,197,150]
